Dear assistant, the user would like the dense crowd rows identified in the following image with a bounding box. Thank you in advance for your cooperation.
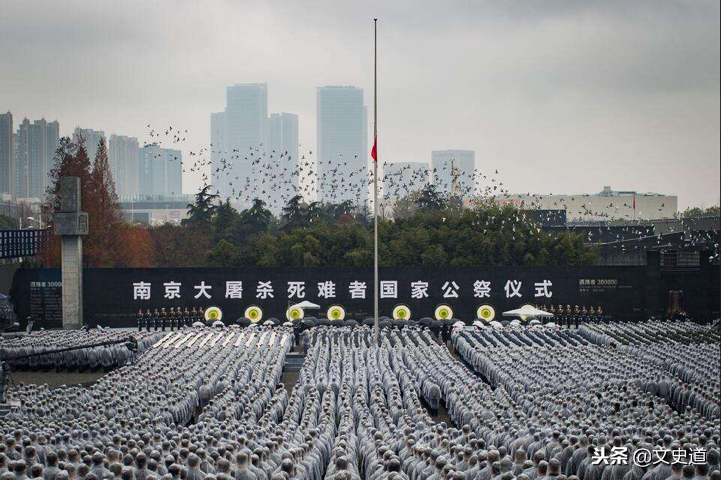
[0,321,718,480]
[0,330,164,368]
[579,321,720,420]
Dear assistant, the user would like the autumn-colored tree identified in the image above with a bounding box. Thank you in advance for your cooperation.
[83,137,125,266]
[149,223,211,267]
[42,135,153,267]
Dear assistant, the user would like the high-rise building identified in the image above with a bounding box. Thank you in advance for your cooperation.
[316,86,368,206]
[73,127,106,161]
[0,112,13,197]
[210,111,227,197]
[431,149,475,197]
[212,83,268,203]
[15,118,59,199]
[139,145,182,196]
[266,112,299,212]
[109,134,140,196]
[382,161,429,200]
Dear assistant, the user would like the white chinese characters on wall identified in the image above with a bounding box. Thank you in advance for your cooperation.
[132,279,555,301]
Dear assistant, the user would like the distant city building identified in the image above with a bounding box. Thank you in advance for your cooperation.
[0,112,13,197]
[211,83,268,203]
[210,111,227,195]
[317,86,368,206]
[109,134,140,196]
[382,161,429,200]
[139,145,182,196]
[431,150,475,197]
[73,127,105,161]
[500,186,678,221]
[266,112,299,212]
[15,118,59,200]
[118,194,193,225]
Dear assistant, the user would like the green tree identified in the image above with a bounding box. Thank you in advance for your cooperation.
[682,205,720,218]
[184,185,219,227]
[281,194,308,230]
[0,215,19,230]
[241,198,273,231]
[415,184,446,211]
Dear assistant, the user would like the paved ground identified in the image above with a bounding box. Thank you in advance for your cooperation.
[7,370,105,388]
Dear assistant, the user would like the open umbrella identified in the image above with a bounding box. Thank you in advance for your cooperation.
[503,305,554,321]
[237,317,251,327]
[345,319,359,327]
[291,301,321,309]
[362,317,375,326]
[418,317,434,328]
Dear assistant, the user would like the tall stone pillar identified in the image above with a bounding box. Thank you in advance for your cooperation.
[54,177,88,329]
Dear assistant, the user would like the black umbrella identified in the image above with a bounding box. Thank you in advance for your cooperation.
[418,317,434,327]
[345,319,359,327]
[441,318,456,332]
[501,320,511,327]
[237,317,251,328]
[391,319,406,328]
[316,317,331,326]
[379,319,393,329]
[301,318,316,329]
[362,317,375,326]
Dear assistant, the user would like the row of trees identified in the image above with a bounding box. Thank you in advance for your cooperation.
[40,136,153,267]
[35,139,598,268]
[202,196,598,268]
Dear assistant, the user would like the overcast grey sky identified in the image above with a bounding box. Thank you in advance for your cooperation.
[1,0,718,209]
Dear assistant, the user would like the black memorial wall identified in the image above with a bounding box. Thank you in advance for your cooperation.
[12,255,718,329]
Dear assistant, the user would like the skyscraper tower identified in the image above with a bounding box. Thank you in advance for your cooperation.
[73,127,106,162]
[109,134,141,196]
[15,118,59,199]
[316,86,368,206]
[0,112,13,197]
[267,112,299,213]
[213,83,268,203]
[431,149,475,198]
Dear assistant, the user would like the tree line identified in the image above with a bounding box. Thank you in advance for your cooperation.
[32,137,598,268]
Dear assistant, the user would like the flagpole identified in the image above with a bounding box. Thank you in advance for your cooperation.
[373,18,380,346]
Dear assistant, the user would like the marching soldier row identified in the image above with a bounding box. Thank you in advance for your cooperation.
[136,307,205,331]
[536,304,607,328]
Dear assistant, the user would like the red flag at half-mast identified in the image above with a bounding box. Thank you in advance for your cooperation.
[371,136,377,162]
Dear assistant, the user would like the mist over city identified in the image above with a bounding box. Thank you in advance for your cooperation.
[1,0,719,210]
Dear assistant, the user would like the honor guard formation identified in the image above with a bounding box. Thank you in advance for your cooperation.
[136,308,206,332]
[0,317,718,480]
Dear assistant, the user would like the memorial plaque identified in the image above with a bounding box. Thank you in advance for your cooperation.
[29,281,63,327]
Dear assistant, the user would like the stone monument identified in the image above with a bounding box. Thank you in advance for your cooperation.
[53,177,88,329]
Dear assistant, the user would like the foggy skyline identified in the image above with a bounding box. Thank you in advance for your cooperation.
[1,0,718,209]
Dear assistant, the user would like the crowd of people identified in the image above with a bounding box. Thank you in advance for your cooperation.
[0,330,163,368]
[0,320,717,480]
